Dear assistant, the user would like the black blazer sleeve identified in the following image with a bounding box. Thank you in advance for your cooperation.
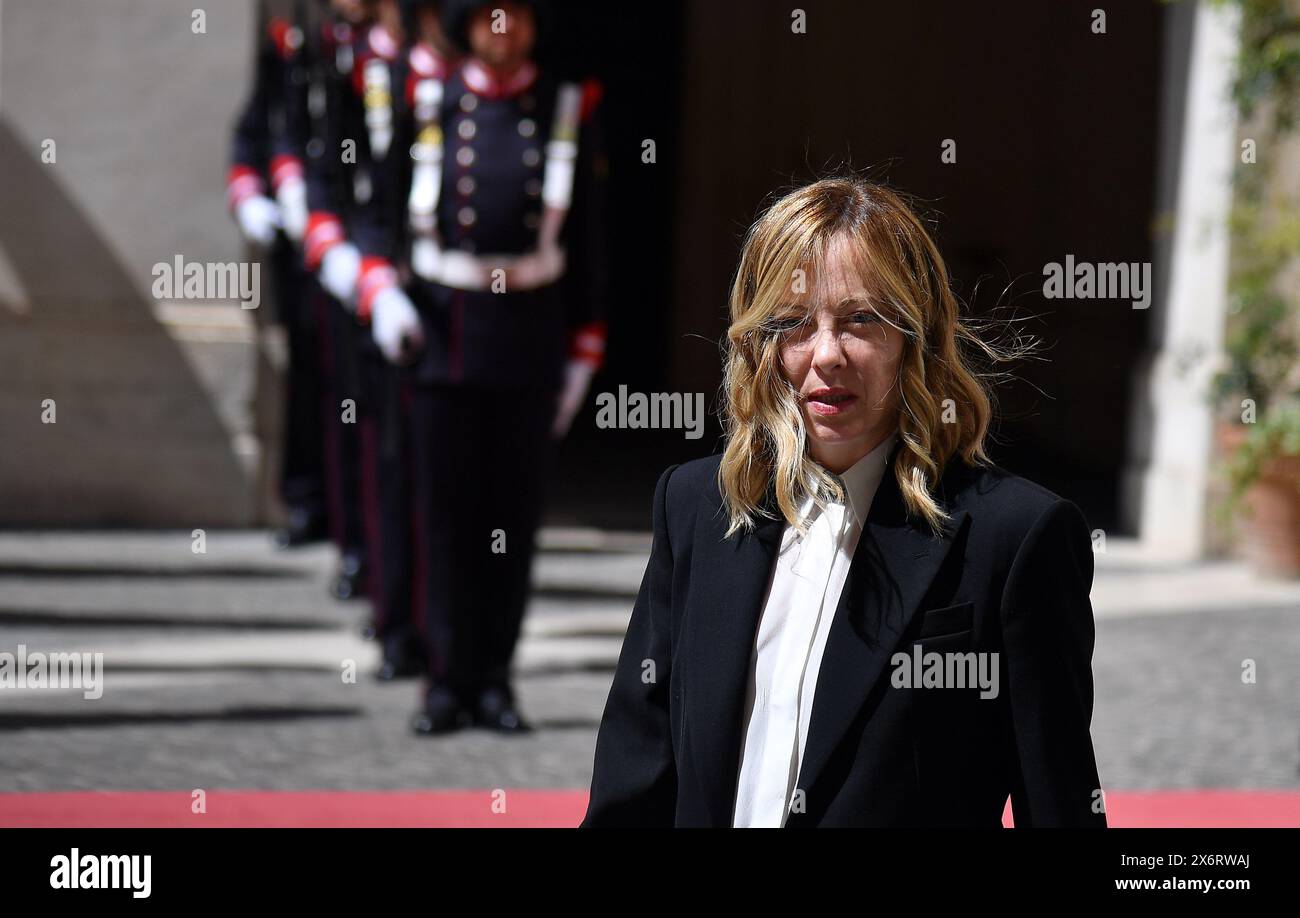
[1001,499,1107,827]
[581,465,680,827]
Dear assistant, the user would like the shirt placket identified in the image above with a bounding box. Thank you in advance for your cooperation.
[775,499,848,824]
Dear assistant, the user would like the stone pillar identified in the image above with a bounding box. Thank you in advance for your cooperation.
[1122,0,1240,560]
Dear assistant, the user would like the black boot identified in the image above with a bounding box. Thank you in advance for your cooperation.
[376,634,426,682]
[411,685,470,736]
[472,684,532,734]
[272,506,329,549]
[330,550,366,600]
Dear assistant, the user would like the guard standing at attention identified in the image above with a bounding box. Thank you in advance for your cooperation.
[229,0,331,548]
[301,0,458,679]
[388,0,610,734]
[284,0,373,600]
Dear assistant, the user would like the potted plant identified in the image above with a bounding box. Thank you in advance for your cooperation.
[1211,0,1300,577]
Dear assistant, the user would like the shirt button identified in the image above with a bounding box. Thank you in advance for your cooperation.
[456,175,476,196]
[458,119,477,140]
[456,146,475,167]
[457,206,477,227]
[523,211,540,230]
[522,147,541,168]
[459,93,478,113]
[524,177,542,197]
[519,93,535,112]
[517,118,537,138]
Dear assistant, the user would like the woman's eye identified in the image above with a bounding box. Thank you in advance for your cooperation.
[770,316,804,333]
[850,310,880,325]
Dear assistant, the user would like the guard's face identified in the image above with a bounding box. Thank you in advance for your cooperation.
[416,5,445,47]
[338,0,374,24]
[776,236,905,473]
[468,3,536,69]
[333,0,368,25]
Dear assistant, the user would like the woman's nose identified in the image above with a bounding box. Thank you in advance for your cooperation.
[810,325,846,370]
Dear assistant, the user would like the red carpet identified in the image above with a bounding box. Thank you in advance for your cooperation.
[1,789,1297,827]
[0,790,587,828]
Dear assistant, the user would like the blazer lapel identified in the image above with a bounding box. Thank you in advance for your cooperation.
[683,501,784,827]
[791,454,969,817]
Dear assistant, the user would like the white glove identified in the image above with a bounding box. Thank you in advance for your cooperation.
[235,195,281,247]
[275,176,309,243]
[371,286,424,364]
[319,242,361,305]
[552,359,596,438]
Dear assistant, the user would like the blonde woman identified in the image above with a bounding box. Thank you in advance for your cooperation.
[581,178,1105,828]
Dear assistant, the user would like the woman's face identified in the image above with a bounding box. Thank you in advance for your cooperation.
[776,236,905,474]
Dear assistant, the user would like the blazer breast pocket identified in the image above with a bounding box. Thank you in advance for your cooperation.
[915,600,975,640]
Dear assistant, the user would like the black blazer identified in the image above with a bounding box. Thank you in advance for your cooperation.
[581,443,1106,827]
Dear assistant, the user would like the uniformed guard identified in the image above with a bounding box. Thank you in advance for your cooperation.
[292,0,374,601]
[301,0,457,679]
[228,0,331,549]
[386,0,609,733]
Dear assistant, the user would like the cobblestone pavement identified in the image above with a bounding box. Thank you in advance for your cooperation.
[0,531,1297,794]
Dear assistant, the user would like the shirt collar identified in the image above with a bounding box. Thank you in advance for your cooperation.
[796,430,899,527]
[409,42,452,79]
[368,23,399,62]
[462,59,538,99]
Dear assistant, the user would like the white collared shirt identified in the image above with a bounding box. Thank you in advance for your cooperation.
[731,431,898,828]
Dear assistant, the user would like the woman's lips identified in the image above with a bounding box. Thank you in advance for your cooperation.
[806,389,857,416]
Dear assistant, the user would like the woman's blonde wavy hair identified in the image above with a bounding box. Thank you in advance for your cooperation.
[720,177,1019,538]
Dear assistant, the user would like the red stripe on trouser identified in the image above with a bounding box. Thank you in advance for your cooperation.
[409,387,447,683]
[316,293,346,550]
[450,291,463,382]
[358,415,385,624]
[406,381,428,643]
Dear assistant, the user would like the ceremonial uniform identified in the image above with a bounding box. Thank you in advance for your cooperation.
[305,17,458,678]
[229,10,330,546]
[295,8,370,598]
[377,5,609,731]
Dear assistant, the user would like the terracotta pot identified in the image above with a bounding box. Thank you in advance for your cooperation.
[1241,452,1300,578]
[1214,420,1300,577]
[1216,420,1247,455]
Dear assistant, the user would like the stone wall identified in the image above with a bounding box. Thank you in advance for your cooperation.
[0,0,268,526]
